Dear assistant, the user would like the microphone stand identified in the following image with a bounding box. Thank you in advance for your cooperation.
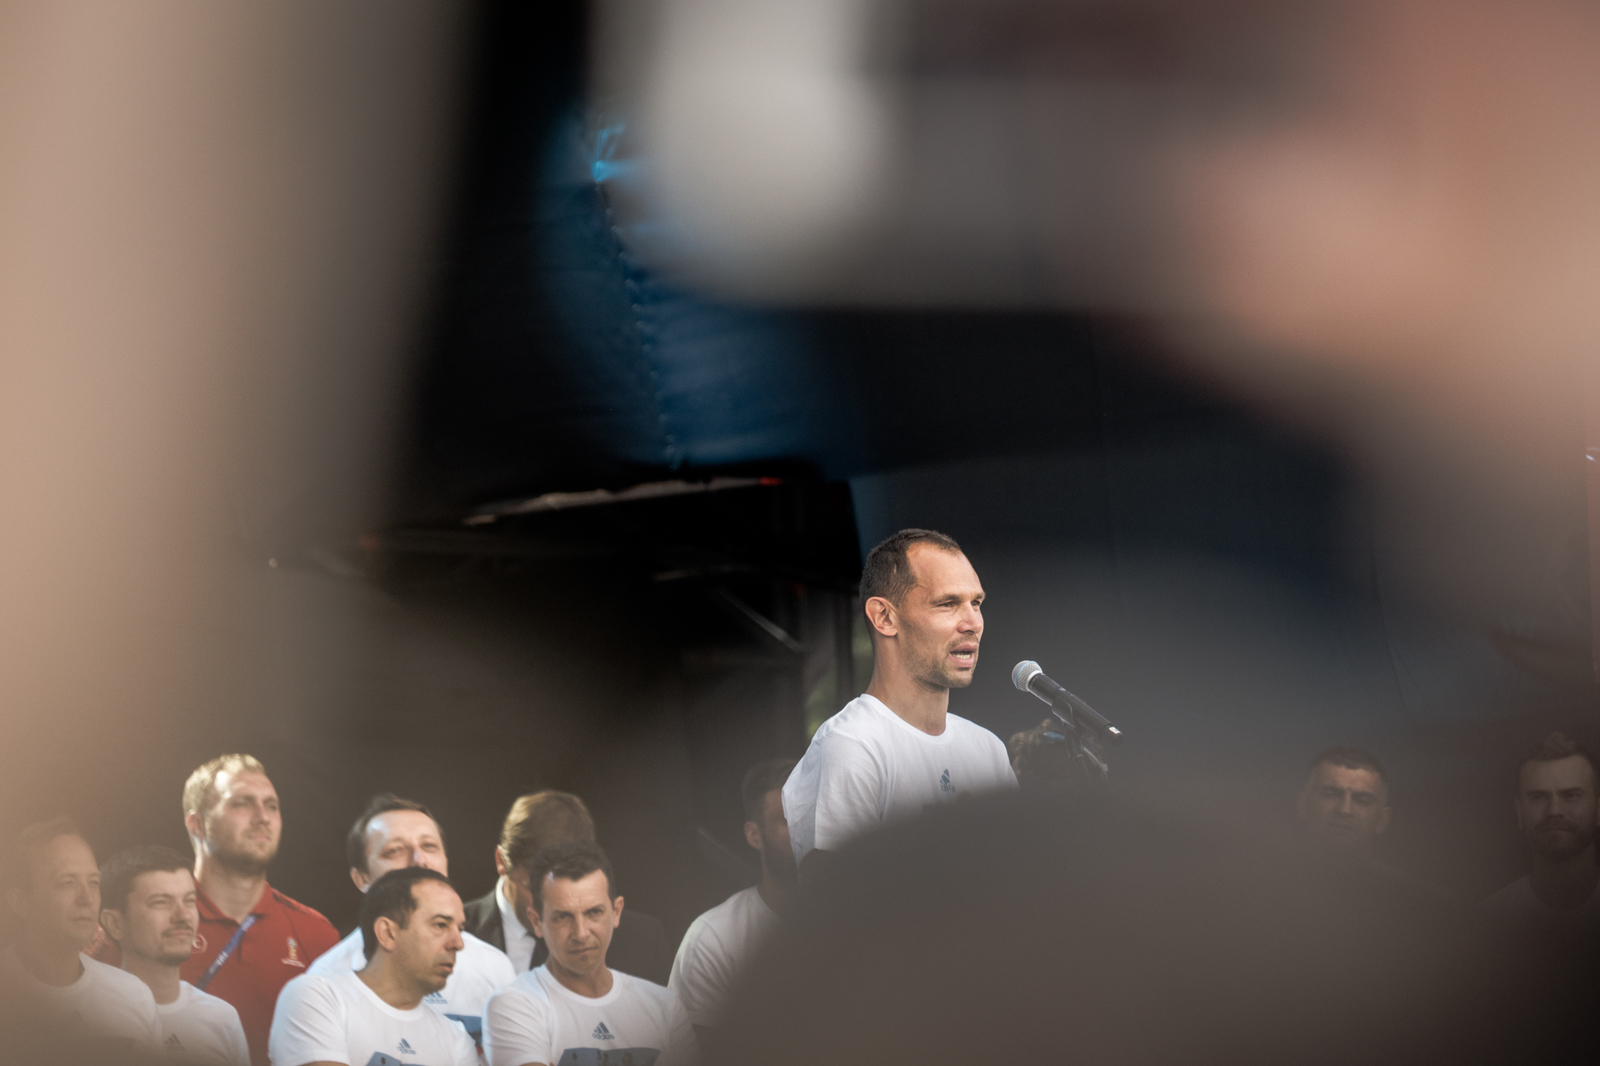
[1044,701,1111,785]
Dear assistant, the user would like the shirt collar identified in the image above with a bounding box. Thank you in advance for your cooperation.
[494,876,535,944]
[195,882,273,923]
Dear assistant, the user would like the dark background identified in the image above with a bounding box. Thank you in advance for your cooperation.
[20,0,1599,947]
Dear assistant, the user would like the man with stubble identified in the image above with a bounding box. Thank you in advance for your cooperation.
[93,754,340,1064]
[782,529,1017,883]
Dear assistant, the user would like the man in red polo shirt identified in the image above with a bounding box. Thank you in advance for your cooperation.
[96,754,339,1064]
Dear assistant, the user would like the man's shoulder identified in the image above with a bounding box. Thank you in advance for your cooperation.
[305,929,363,976]
[267,886,338,930]
[685,885,760,944]
[182,982,245,1023]
[613,969,678,1011]
[1484,875,1532,908]
[83,954,156,1005]
[462,891,502,935]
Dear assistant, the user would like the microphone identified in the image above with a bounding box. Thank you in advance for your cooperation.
[1011,661,1124,745]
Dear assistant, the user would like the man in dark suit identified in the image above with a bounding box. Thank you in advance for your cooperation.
[462,790,672,984]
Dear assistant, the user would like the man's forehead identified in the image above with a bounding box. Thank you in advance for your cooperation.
[132,867,195,896]
[1311,763,1384,793]
[906,545,981,595]
[36,834,96,875]
[1522,755,1595,791]
[542,868,612,906]
[413,879,464,915]
[215,769,276,800]
[369,809,441,843]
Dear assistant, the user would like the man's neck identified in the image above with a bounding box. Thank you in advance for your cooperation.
[756,870,795,918]
[194,856,267,922]
[497,877,533,936]
[14,938,85,988]
[357,957,424,1011]
[546,957,614,999]
[121,952,182,1005]
[865,667,949,736]
[1529,843,1600,910]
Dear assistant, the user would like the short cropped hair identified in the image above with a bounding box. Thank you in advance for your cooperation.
[346,794,441,875]
[500,791,595,873]
[525,840,615,914]
[359,866,453,962]
[1309,747,1387,786]
[1518,731,1598,787]
[859,529,963,606]
[183,754,268,817]
[7,817,87,893]
[741,759,797,823]
[98,845,192,917]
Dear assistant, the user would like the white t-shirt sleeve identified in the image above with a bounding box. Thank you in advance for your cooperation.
[668,916,729,1027]
[444,1015,480,1066]
[483,986,552,1066]
[659,987,699,1066]
[269,975,351,1066]
[811,731,886,853]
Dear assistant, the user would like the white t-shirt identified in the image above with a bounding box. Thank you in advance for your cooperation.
[668,885,779,1027]
[156,980,251,1066]
[483,965,696,1066]
[269,970,478,1066]
[0,947,161,1054]
[783,693,1018,864]
[308,928,516,1048]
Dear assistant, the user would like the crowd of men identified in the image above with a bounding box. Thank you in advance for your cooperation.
[5,530,1600,1065]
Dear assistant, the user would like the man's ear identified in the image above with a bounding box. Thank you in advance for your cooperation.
[611,895,624,929]
[526,901,545,940]
[99,909,124,944]
[743,821,762,851]
[349,867,371,893]
[864,597,897,638]
[373,915,400,953]
[183,811,205,848]
[494,847,508,879]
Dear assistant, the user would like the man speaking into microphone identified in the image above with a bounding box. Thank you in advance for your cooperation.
[783,529,1017,882]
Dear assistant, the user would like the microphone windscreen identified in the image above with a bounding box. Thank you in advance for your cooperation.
[1011,660,1042,692]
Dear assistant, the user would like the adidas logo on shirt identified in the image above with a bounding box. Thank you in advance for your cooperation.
[397,1038,416,1055]
[165,1033,184,1049]
[424,992,446,1004]
[592,1022,615,1040]
[940,769,954,793]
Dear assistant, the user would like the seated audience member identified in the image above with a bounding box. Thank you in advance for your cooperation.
[269,867,477,1066]
[463,792,671,982]
[1296,747,1445,902]
[1487,732,1600,932]
[484,842,695,1066]
[670,758,795,1042]
[100,845,251,1066]
[1,817,160,1056]
[307,794,514,1048]
[1297,747,1393,855]
[95,754,340,1065]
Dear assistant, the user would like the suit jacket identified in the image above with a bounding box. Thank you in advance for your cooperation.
[463,887,673,986]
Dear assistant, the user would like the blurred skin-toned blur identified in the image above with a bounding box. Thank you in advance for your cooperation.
[0,3,461,841]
